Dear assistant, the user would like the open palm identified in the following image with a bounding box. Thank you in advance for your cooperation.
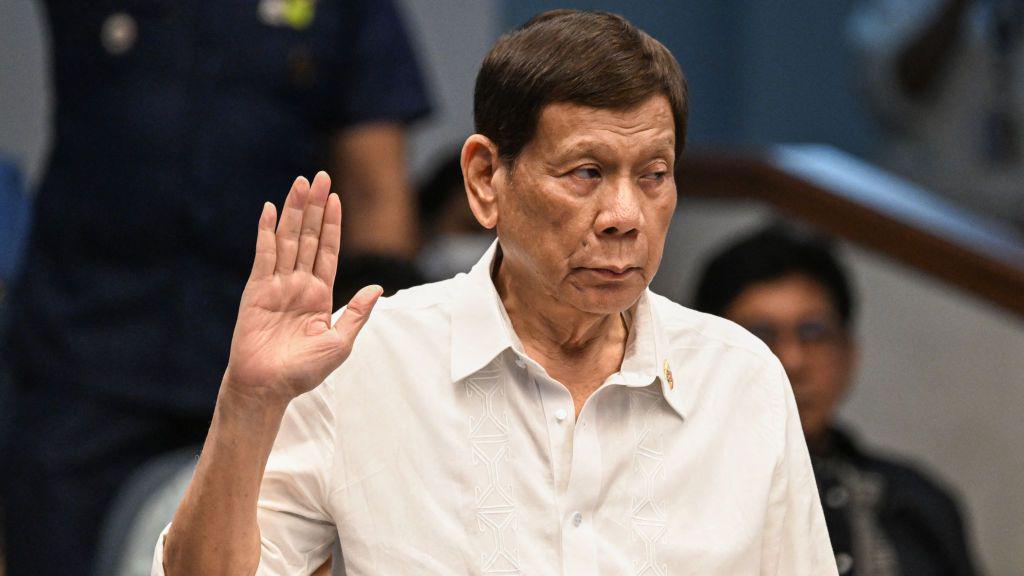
[223,172,381,405]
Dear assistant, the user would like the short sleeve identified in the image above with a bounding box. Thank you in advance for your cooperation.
[254,382,339,575]
[333,0,432,129]
[149,383,338,576]
[760,360,839,576]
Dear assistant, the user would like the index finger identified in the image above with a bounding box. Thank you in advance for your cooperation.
[250,202,278,280]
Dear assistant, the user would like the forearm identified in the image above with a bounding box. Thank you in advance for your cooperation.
[159,170,378,574]
[162,386,289,576]
[331,123,417,257]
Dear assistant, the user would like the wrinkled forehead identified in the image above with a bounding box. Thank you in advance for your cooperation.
[531,96,676,158]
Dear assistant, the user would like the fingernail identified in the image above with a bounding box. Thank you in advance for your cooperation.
[357,285,383,300]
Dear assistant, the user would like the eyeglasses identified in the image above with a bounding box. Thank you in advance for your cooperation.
[740,319,846,352]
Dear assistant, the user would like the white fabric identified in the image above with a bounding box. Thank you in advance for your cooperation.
[848,0,1024,225]
[153,241,837,575]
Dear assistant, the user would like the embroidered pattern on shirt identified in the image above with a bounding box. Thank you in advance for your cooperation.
[466,363,520,574]
[629,388,669,576]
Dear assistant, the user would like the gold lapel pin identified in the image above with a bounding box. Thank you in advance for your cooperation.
[663,359,675,390]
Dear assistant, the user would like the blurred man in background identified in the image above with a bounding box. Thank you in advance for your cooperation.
[2,2,430,575]
[694,225,980,576]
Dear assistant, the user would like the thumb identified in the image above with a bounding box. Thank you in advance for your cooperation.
[333,284,384,346]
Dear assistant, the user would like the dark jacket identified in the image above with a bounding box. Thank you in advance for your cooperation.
[813,428,980,576]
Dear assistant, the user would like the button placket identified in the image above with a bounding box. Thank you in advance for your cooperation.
[530,367,574,498]
[560,406,601,574]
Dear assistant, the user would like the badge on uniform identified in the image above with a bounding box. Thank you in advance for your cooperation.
[101,12,137,56]
[258,0,317,30]
[663,359,674,390]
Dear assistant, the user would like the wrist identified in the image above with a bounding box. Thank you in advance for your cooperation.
[216,374,291,426]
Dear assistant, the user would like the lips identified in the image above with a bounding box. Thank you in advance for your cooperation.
[577,266,641,279]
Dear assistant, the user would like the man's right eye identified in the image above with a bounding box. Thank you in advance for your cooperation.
[571,166,601,180]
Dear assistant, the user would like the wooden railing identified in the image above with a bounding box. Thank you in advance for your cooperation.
[679,145,1024,318]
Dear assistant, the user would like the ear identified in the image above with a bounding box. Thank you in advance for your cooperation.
[461,134,503,230]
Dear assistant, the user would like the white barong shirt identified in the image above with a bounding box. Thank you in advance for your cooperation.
[153,242,837,575]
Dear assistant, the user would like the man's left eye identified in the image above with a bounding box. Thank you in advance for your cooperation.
[642,171,667,182]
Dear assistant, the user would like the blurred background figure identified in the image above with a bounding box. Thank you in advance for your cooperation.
[849,0,1024,230]
[0,156,31,459]
[0,156,32,576]
[414,150,493,282]
[693,225,981,576]
[1,2,429,575]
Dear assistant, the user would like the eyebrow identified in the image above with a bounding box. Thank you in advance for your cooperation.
[553,137,675,164]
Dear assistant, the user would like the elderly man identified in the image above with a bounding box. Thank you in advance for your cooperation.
[158,10,837,575]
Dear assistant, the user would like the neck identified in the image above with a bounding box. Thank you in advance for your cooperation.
[493,252,628,370]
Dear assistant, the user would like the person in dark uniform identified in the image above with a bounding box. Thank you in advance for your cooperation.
[692,225,981,576]
[2,2,430,575]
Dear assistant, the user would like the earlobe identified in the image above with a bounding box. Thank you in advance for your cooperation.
[461,134,501,230]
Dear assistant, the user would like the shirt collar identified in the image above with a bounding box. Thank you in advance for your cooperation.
[450,241,519,382]
[450,240,686,421]
[621,286,687,420]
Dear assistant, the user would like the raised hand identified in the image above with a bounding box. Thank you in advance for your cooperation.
[222,171,382,407]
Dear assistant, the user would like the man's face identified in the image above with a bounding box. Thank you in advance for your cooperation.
[492,95,678,315]
[723,273,856,445]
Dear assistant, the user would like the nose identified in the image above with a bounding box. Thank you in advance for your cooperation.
[775,339,807,383]
[595,177,642,237]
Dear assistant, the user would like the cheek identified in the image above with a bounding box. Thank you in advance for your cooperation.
[511,184,589,247]
[808,362,849,405]
[498,183,589,281]
[641,195,676,260]
[652,192,677,232]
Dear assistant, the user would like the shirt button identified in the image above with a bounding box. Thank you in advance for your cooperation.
[554,408,567,422]
[514,357,526,369]
[835,552,853,574]
[571,511,583,527]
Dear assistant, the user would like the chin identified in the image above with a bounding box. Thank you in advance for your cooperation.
[570,282,646,315]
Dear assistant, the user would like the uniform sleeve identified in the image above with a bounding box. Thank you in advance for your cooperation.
[760,361,839,576]
[332,0,432,128]
[149,383,339,576]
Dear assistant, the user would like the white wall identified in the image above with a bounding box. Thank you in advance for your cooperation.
[653,199,1024,576]
[396,0,500,180]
